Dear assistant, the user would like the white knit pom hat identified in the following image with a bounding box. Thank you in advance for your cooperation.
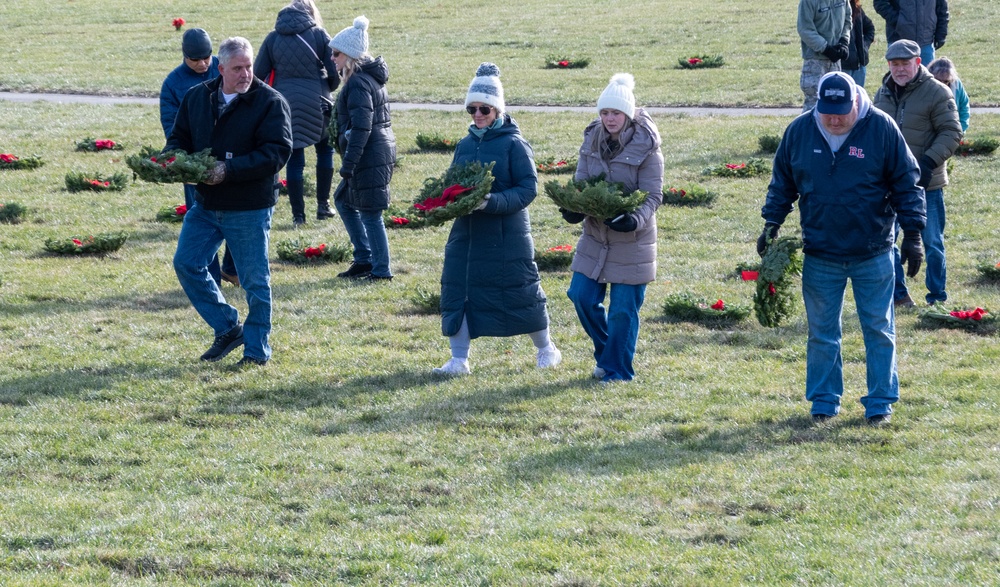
[465,62,505,114]
[330,15,369,59]
[597,73,636,119]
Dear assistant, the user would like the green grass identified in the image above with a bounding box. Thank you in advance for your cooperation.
[1,0,999,106]
[2,95,1000,585]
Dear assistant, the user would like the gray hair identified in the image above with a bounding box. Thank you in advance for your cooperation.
[218,37,253,65]
[287,0,323,28]
[927,56,958,86]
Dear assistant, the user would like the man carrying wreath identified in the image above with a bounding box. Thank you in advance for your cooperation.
[166,37,293,367]
[759,72,924,426]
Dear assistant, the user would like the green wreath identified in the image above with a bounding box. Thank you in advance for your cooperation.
[65,171,129,192]
[126,146,216,184]
[544,174,647,219]
[0,202,28,224]
[754,236,803,327]
[663,292,751,323]
[44,232,128,255]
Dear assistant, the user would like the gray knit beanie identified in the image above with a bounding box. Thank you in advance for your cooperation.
[330,16,369,59]
[465,62,505,113]
[182,28,213,60]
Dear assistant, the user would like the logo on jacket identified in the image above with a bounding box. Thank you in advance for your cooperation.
[848,146,865,159]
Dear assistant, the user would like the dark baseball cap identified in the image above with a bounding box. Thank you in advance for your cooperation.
[816,72,855,115]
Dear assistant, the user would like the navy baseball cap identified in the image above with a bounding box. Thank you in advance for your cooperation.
[816,72,856,115]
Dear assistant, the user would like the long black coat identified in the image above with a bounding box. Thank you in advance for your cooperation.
[254,7,339,149]
[332,57,396,211]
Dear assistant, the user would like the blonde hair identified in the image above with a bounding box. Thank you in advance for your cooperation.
[337,54,372,83]
[286,0,323,28]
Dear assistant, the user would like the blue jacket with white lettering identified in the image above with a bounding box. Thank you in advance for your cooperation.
[762,103,926,262]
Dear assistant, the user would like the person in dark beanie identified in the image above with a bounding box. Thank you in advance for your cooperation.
[328,16,396,281]
[167,37,293,368]
[159,27,238,287]
[254,0,340,226]
[433,62,561,376]
[760,72,925,426]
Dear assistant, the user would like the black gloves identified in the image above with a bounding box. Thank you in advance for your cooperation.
[560,208,586,224]
[604,213,638,232]
[822,38,849,62]
[899,230,924,278]
[917,155,935,188]
[339,168,353,179]
[934,39,946,50]
[756,223,780,256]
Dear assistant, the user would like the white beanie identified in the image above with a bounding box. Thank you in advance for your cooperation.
[330,15,369,59]
[465,62,505,114]
[597,73,636,120]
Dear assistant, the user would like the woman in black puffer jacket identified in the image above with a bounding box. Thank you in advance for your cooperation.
[329,16,396,281]
[254,0,340,225]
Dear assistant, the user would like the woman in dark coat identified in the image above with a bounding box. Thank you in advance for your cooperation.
[329,16,396,281]
[433,63,561,375]
[254,0,339,225]
[842,0,876,87]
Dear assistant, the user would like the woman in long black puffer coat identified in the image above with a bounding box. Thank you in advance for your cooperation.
[254,0,339,225]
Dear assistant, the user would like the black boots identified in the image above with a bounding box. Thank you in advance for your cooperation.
[287,178,306,226]
[316,168,336,220]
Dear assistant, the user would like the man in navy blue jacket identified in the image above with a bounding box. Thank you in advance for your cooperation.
[758,72,925,426]
[167,37,292,367]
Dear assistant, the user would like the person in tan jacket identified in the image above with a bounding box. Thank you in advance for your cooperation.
[562,74,663,382]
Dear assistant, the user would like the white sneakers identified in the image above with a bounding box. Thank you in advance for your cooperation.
[432,357,471,375]
[592,366,606,379]
[536,345,562,369]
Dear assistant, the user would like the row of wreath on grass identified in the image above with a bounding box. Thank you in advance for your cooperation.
[2,135,998,333]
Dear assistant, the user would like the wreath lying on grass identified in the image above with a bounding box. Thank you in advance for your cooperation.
[388,161,495,228]
[754,236,803,327]
[415,133,459,152]
[703,158,770,178]
[919,303,997,333]
[734,261,761,281]
[545,57,590,69]
[536,156,577,175]
[954,137,999,157]
[65,171,129,192]
[535,245,574,271]
[277,176,316,198]
[662,293,751,323]
[0,153,44,170]
[275,239,351,264]
[977,261,1000,281]
[156,204,188,223]
[409,286,441,315]
[677,55,725,69]
[126,146,216,183]
[44,232,128,255]
[0,202,27,224]
[661,185,716,207]
[544,174,647,219]
[75,137,124,152]
[758,134,781,154]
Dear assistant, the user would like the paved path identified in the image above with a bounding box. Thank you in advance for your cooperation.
[4,91,998,116]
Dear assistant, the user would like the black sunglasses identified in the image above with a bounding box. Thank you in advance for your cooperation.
[466,105,493,116]
[332,50,341,58]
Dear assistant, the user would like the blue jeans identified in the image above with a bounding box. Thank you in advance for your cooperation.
[802,252,898,418]
[894,188,946,304]
[286,141,334,181]
[334,199,392,278]
[184,184,236,285]
[567,272,646,382]
[920,44,935,66]
[173,202,274,361]
[844,66,866,88]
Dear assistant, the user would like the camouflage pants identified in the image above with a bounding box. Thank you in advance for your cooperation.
[801,58,841,112]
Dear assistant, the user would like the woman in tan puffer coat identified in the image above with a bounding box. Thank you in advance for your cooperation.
[562,73,663,382]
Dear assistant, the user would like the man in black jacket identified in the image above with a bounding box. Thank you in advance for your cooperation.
[167,37,293,367]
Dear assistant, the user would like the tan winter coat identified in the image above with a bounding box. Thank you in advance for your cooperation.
[570,108,664,285]
[873,66,962,191]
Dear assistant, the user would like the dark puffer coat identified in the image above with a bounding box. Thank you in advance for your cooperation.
[440,115,549,339]
[332,57,396,211]
[253,7,338,149]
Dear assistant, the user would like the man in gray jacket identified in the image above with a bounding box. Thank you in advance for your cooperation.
[798,0,853,111]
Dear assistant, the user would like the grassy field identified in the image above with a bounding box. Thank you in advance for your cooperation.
[2,94,1000,584]
[1,0,999,106]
